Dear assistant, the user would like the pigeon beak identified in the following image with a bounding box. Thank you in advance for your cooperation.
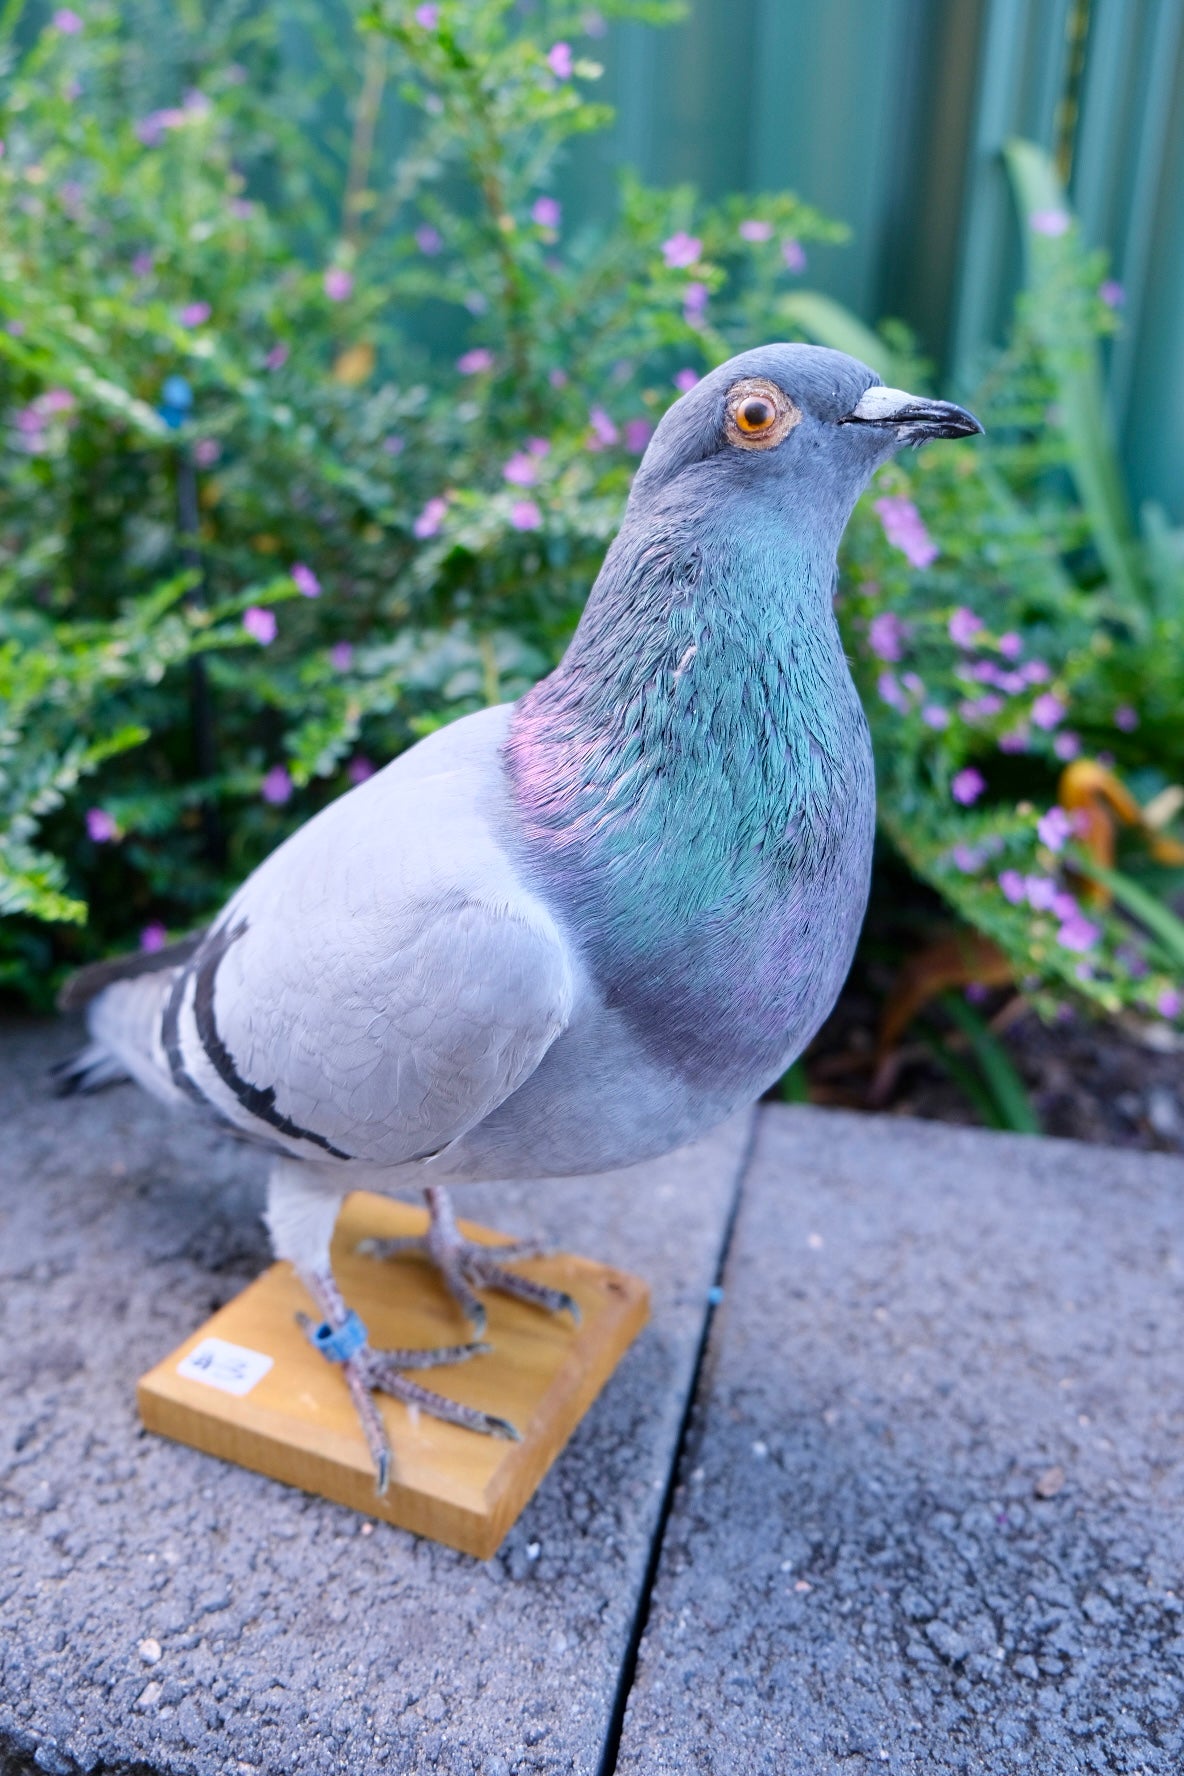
[839,386,984,444]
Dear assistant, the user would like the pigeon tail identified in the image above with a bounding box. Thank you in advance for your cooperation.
[55,937,205,1110]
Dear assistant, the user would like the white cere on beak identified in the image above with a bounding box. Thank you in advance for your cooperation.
[849,386,918,425]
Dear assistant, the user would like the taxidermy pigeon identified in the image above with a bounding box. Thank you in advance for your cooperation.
[59,345,982,1489]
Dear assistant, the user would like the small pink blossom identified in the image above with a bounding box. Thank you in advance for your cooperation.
[683,281,708,326]
[1030,209,1070,236]
[868,611,905,662]
[1099,280,1125,308]
[948,606,983,647]
[510,499,542,532]
[951,767,985,806]
[587,406,618,450]
[1051,891,1079,921]
[179,301,211,327]
[193,438,220,467]
[903,672,924,696]
[1037,806,1074,851]
[265,342,289,371]
[673,368,699,394]
[140,923,168,953]
[347,756,375,785]
[998,727,1029,754]
[413,496,448,539]
[1031,692,1065,730]
[531,196,561,229]
[86,807,117,843]
[662,232,701,270]
[1022,659,1050,684]
[999,869,1026,905]
[922,704,950,730]
[1114,704,1139,732]
[1058,913,1100,953]
[951,844,982,873]
[329,641,354,671]
[415,3,438,24]
[40,389,75,416]
[456,347,494,374]
[132,250,155,279]
[959,695,1003,722]
[1157,990,1181,1020]
[243,606,276,645]
[1054,731,1081,760]
[1025,875,1058,912]
[782,238,806,273]
[877,672,907,711]
[547,41,574,78]
[998,631,1023,659]
[415,224,443,255]
[625,418,654,454]
[324,267,353,302]
[261,765,293,805]
[290,563,321,598]
[503,451,538,487]
[526,436,551,457]
[875,497,938,569]
[738,219,772,242]
[52,8,83,31]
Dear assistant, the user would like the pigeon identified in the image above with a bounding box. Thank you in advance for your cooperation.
[59,345,982,1489]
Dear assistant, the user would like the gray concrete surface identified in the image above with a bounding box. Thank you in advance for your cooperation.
[615,1106,1184,1776]
[0,1022,752,1776]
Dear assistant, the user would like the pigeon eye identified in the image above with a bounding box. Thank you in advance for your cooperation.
[724,377,801,451]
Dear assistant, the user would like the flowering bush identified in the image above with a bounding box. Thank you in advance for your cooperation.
[1,2,1180,1041]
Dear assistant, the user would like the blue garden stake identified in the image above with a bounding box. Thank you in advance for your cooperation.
[159,375,193,430]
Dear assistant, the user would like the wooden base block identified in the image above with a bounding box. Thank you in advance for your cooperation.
[137,1191,649,1559]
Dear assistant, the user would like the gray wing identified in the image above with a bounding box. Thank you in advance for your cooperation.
[165,707,575,1166]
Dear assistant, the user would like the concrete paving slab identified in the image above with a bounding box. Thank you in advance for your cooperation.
[0,1021,752,1776]
[615,1105,1184,1776]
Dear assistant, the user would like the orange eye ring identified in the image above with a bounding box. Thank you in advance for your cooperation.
[724,377,801,451]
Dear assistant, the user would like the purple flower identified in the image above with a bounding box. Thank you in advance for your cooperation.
[998,726,1030,754]
[413,496,448,539]
[868,611,905,662]
[52,8,83,31]
[132,250,154,279]
[998,631,1023,659]
[457,347,494,374]
[324,267,353,302]
[329,641,354,671]
[877,672,907,711]
[662,232,701,270]
[1054,731,1081,760]
[965,982,991,1004]
[875,496,939,569]
[948,606,983,647]
[347,756,375,785]
[40,389,75,416]
[265,342,289,371]
[951,767,985,805]
[86,807,117,843]
[1025,875,1058,912]
[526,436,551,457]
[531,196,561,229]
[738,219,772,243]
[625,417,654,454]
[510,499,542,532]
[1058,913,1100,953]
[1031,692,1065,730]
[548,366,568,388]
[1051,891,1079,921]
[1030,209,1070,237]
[291,563,320,598]
[587,406,618,450]
[1037,806,1074,851]
[959,694,1003,722]
[193,438,220,467]
[1099,280,1125,308]
[140,923,168,953]
[951,844,982,873]
[503,451,538,487]
[382,435,404,456]
[683,281,708,325]
[1157,990,1181,1020]
[782,238,807,273]
[1114,704,1139,732]
[415,225,442,255]
[230,198,254,220]
[547,41,574,78]
[415,3,438,25]
[179,301,211,327]
[1022,659,1050,684]
[999,870,1027,904]
[243,606,276,645]
[673,367,699,394]
[922,704,950,730]
[261,765,293,805]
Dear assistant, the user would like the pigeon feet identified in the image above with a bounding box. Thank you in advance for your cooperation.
[299,1269,518,1494]
[358,1183,580,1340]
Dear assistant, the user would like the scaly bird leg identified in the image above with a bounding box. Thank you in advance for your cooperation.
[358,1183,579,1339]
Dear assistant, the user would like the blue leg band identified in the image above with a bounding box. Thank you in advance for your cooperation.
[309,1309,367,1364]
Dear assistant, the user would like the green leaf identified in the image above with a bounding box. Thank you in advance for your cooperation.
[939,994,1042,1135]
[1071,853,1184,968]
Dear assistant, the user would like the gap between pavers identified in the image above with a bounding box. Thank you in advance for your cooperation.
[0,1022,752,1776]
[613,1104,1184,1776]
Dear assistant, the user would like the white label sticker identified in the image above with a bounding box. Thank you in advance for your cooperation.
[177,1337,273,1397]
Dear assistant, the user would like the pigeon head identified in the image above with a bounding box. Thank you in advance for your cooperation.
[629,343,982,558]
